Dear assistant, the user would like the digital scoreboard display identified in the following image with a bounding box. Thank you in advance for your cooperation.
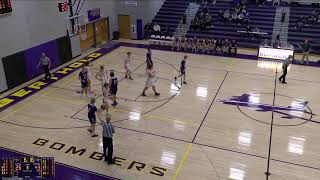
[1,157,55,179]
[0,0,12,15]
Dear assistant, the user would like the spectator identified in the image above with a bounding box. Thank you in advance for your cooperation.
[252,26,260,40]
[205,13,212,26]
[218,10,224,23]
[229,40,238,55]
[245,25,252,37]
[309,11,318,24]
[261,39,269,46]
[163,25,170,36]
[235,3,241,12]
[224,10,231,23]
[231,12,238,24]
[238,13,245,25]
[273,0,280,7]
[222,39,230,54]
[295,16,303,31]
[153,23,161,35]
[287,41,294,50]
[273,39,281,48]
[241,6,247,14]
[212,0,217,6]
[200,19,207,30]
[281,10,286,23]
[300,39,311,64]
[216,39,223,53]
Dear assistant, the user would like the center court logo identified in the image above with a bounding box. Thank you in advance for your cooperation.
[217,93,316,126]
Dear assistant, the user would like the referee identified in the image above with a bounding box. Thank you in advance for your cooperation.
[98,112,115,165]
[37,52,52,80]
[279,55,292,84]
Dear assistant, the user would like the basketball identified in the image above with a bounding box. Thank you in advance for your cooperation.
[101,104,107,110]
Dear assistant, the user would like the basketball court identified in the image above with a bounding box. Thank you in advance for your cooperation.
[1,43,320,180]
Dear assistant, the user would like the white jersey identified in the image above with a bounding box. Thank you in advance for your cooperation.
[124,57,131,71]
[85,66,92,80]
[98,69,108,81]
[146,68,156,87]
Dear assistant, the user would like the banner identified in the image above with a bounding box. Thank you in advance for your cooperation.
[125,0,138,7]
[88,8,101,22]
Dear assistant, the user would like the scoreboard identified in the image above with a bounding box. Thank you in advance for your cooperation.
[0,0,12,15]
[1,157,55,179]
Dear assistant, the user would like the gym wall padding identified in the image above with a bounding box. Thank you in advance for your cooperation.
[1,35,73,91]
[2,51,29,89]
[24,39,61,79]
[57,36,73,64]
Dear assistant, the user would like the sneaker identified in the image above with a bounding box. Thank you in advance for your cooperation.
[87,129,92,133]
[125,75,128,78]
[112,102,118,106]
[174,77,177,81]
[129,77,133,80]
[155,92,160,96]
[282,81,287,84]
[278,78,281,82]
[91,134,98,137]
[183,81,187,84]
[107,160,115,165]
[142,92,147,96]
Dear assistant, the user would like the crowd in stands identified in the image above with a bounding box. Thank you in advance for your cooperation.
[144,23,171,39]
[295,11,319,31]
[171,37,238,55]
[190,7,213,31]
[218,3,249,25]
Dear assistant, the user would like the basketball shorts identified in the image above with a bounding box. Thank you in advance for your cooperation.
[109,88,117,96]
[89,117,96,124]
[146,78,155,87]
[81,81,88,88]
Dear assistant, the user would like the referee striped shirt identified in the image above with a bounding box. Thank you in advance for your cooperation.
[101,121,114,138]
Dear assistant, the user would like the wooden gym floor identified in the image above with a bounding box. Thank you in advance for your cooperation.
[1,45,320,180]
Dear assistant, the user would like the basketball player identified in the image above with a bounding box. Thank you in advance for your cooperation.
[78,65,89,98]
[175,55,187,84]
[107,71,118,106]
[88,98,98,137]
[84,61,93,96]
[95,65,108,91]
[146,48,153,67]
[142,63,160,96]
[124,52,133,80]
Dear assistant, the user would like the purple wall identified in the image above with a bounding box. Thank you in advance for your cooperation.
[24,39,60,79]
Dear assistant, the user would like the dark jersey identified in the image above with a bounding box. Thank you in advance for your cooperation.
[110,77,118,91]
[146,52,153,66]
[79,71,88,81]
[180,60,186,70]
[88,104,97,118]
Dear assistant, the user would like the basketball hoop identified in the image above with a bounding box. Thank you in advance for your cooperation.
[66,14,86,37]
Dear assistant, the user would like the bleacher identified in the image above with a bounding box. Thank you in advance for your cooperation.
[288,5,320,54]
[186,1,276,49]
[152,0,190,36]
